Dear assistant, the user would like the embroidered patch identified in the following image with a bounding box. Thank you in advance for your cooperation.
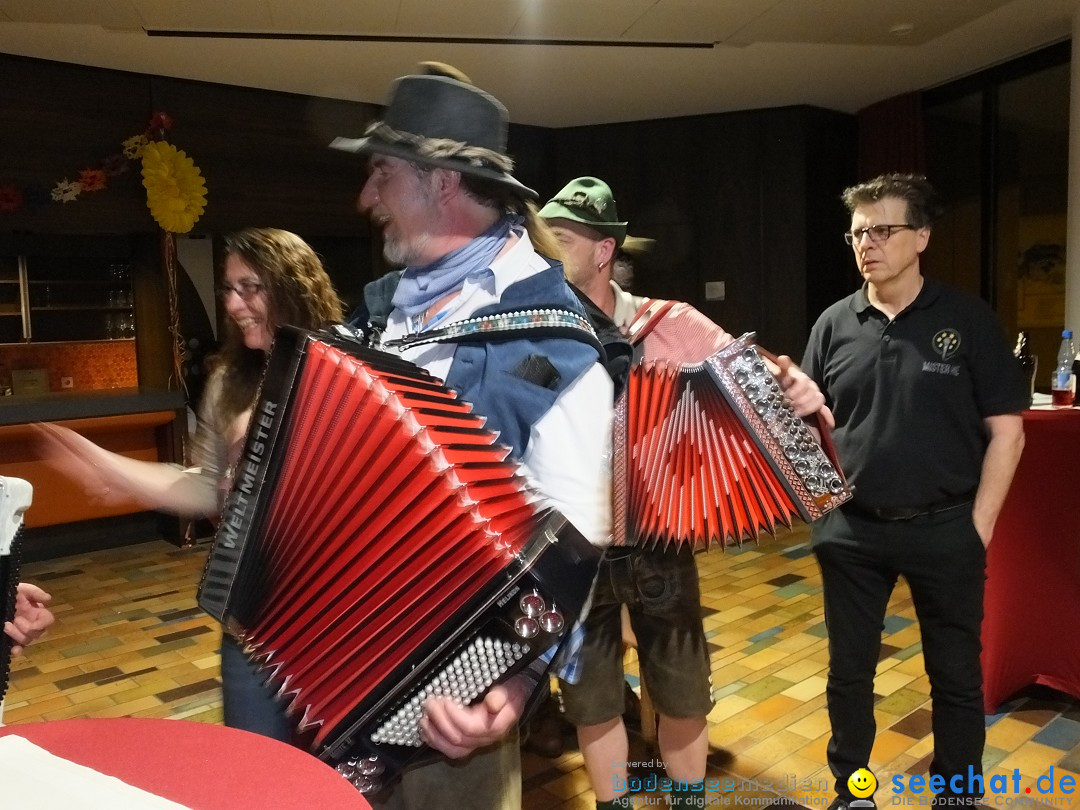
[932,328,961,360]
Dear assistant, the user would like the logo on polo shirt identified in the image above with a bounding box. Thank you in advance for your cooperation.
[933,329,960,359]
[924,329,962,376]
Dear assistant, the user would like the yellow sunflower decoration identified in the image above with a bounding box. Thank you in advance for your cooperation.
[140,141,207,234]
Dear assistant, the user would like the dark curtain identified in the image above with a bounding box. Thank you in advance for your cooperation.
[857,92,926,180]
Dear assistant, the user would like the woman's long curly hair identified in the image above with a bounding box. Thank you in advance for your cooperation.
[211,228,344,420]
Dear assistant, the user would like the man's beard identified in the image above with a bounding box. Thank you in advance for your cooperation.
[377,174,440,267]
[563,262,589,289]
[382,231,432,268]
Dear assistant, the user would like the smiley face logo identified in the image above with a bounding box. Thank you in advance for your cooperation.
[848,768,877,798]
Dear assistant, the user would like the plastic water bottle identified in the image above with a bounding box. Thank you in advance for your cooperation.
[1051,329,1076,407]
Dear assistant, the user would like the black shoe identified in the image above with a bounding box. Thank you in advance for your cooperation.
[522,712,565,758]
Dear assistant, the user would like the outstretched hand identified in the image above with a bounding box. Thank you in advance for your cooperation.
[31,422,129,506]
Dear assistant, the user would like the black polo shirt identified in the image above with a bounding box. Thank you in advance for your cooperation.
[802,278,1027,510]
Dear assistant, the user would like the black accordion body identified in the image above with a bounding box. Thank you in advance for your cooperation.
[1,476,31,711]
[197,327,601,792]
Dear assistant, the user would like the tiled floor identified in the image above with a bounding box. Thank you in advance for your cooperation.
[6,524,1079,809]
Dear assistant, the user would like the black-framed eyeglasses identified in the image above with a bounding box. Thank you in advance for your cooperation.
[216,280,265,301]
[844,225,915,245]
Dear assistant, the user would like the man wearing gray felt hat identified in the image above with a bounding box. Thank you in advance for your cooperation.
[331,61,537,200]
[332,66,615,810]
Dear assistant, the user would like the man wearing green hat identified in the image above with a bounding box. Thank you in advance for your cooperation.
[541,177,832,809]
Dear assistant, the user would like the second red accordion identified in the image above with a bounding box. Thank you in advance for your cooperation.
[197,327,601,793]
[615,335,852,551]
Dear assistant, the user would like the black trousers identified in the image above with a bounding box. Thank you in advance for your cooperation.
[812,506,986,802]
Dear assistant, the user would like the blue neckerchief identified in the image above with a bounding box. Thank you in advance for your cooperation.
[391,215,520,317]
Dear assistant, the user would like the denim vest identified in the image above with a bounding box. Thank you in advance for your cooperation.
[350,264,603,460]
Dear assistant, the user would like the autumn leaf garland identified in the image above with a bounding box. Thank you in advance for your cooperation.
[0,112,207,233]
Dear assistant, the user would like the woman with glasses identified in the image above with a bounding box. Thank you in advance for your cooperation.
[36,227,344,740]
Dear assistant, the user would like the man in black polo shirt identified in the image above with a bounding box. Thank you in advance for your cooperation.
[802,173,1027,809]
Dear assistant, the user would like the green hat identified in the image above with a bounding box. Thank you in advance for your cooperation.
[539,177,628,246]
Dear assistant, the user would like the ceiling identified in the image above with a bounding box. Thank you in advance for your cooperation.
[0,0,1074,128]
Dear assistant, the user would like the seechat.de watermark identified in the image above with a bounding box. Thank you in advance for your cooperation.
[889,767,1075,806]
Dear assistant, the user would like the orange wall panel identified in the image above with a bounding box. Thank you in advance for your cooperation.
[0,411,175,527]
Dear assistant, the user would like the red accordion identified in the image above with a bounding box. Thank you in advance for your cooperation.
[615,333,852,551]
[197,327,600,792]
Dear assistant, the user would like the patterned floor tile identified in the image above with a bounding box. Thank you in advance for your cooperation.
[870,729,919,767]
[1058,746,1080,775]
[874,688,929,717]
[875,668,918,697]
[882,615,916,634]
[738,677,798,703]
[997,741,1069,779]
[766,574,805,588]
[780,676,827,703]
[982,744,1010,770]
[1032,717,1080,751]
[987,717,1041,751]
[889,707,933,740]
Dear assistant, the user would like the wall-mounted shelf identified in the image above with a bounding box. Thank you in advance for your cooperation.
[0,248,136,343]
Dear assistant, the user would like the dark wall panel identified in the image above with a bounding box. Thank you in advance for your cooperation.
[145,77,375,237]
[507,122,558,202]
[803,108,861,331]
[552,107,857,357]
[0,54,381,240]
[0,56,152,234]
[758,108,809,353]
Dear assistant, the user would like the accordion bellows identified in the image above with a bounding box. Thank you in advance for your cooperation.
[198,327,600,792]
[247,339,538,734]
[616,336,852,551]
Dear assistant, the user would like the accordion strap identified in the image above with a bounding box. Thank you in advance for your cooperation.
[381,308,603,354]
[625,298,676,346]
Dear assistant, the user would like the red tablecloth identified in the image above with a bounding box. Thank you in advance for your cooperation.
[982,408,1080,712]
[0,717,370,809]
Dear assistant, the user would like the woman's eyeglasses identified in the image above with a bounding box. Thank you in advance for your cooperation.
[216,280,265,301]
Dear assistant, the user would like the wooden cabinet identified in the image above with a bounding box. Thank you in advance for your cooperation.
[0,239,135,344]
